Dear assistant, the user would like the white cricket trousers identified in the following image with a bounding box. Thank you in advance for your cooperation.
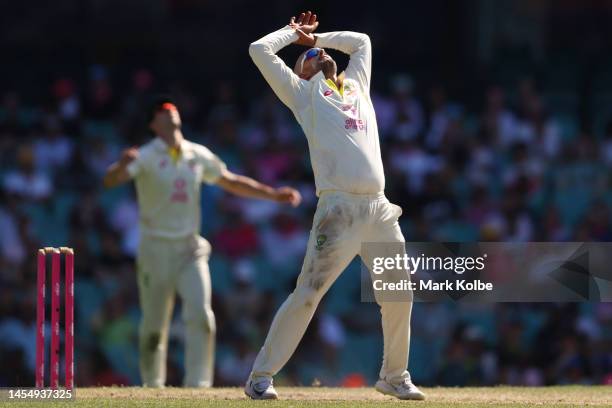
[251,191,413,384]
[137,234,215,387]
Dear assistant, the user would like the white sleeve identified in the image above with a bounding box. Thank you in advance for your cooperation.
[316,31,372,92]
[249,26,309,112]
[198,146,227,185]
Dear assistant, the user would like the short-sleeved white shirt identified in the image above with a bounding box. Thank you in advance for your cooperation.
[127,137,226,239]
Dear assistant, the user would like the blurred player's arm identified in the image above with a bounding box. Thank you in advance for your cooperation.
[199,145,301,206]
[315,31,371,91]
[216,169,301,207]
[249,24,309,111]
[103,147,139,188]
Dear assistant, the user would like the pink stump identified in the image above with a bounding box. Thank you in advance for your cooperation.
[36,250,46,388]
[64,249,74,389]
[50,250,60,389]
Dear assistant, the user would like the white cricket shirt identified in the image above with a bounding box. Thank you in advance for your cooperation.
[127,138,226,239]
[249,26,385,196]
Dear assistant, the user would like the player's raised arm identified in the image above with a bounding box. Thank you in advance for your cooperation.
[216,168,301,207]
[315,31,372,91]
[249,12,319,111]
[103,147,140,188]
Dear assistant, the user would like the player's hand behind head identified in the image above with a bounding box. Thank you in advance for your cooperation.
[275,186,302,207]
[290,11,319,47]
[120,147,139,166]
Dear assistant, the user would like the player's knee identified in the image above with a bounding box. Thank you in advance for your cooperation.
[184,306,216,334]
[292,286,321,310]
[203,309,216,334]
[141,332,162,353]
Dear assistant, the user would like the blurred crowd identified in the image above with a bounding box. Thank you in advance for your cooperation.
[0,62,611,387]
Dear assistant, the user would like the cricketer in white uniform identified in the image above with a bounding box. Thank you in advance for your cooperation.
[103,97,301,388]
[244,12,425,400]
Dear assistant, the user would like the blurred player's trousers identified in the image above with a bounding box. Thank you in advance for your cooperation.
[251,191,413,384]
[137,234,215,387]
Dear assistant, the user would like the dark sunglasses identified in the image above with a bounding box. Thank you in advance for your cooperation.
[304,48,321,61]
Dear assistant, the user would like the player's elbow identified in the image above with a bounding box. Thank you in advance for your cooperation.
[345,31,370,47]
[103,170,122,188]
[357,33,371,47]
[248,42,267,60]
[103,166,128,188]
[102,174,115,189]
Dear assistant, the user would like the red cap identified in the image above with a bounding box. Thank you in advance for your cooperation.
[159,102,177,111]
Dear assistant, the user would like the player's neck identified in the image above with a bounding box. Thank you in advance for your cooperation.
[157,129,183,149]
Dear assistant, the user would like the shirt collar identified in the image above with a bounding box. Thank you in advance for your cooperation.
[313,72,345,96]
[325,78,344,96]
[153,137,192,159]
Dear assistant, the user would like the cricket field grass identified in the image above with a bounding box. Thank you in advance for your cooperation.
[1,386,610,407]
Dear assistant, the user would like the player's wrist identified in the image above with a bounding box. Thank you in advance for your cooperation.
[272,188,283,201]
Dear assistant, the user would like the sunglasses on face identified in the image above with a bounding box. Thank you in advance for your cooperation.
[304,48,321,61]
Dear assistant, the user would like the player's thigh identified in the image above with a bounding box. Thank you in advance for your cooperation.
[295,200,361,293]
[360,200,405,243]
[359,219,407,278]
[137,237,176,326]
[360,203,411,303]
[176,236,214,323]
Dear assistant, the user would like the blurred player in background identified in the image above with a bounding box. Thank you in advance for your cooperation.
[245,12,424,400]
[103,97,301,387]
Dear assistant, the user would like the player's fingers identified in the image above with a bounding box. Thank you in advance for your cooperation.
[296,12,305,25]
[290,16,295,25]
[309,13,317,26]
[292,192,302,206]
[313,21,319,31]
[304,11,312,25]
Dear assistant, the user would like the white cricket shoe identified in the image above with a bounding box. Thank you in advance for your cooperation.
[375,377,426,400]
[244,376,278,400]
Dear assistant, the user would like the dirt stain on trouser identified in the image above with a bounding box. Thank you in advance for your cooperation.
[251,191,413,384]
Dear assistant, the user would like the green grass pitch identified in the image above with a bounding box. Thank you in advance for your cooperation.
[1,386,610,407]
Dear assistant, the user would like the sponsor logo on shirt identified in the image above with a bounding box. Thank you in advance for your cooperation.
[323,89,333,97]
[345,118,366,131]
[159,159,168,169]
[171,178,188,203]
